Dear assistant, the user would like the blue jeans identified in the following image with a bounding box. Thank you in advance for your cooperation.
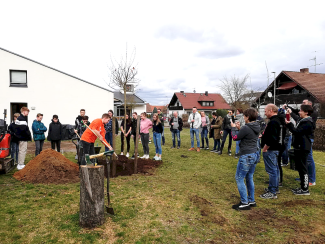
[257,139,261,162]
[11,141,19,162]
[171,129,181,147]
[235,140,241,155]
[281,135,292,165]
[153,132,162,154]
[235,152,258,204]
[263,150,279,194]
[190,128,200,148]
[213,139,220,151]
[200,127,209,148]
[105,132,113,151]
[307,139,316,183]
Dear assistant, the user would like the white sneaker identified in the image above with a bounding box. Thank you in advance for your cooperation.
[140,155,146,159]
[157,157,162,161]
[120,152,124,156]
[17,164,25,170]
[126,153,129,157]
[145,155,150,159]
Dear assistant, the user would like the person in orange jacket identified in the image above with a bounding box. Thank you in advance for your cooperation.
[80,113,110,165]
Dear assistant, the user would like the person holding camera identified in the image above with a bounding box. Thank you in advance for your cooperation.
[285,105,314,195]
[218,110,235,155]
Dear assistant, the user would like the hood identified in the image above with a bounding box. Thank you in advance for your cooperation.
[299,117,313,124]
[245,121,260,134]
[51,119,60,123]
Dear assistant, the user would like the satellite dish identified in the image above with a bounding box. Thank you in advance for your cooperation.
[267,92,273,98]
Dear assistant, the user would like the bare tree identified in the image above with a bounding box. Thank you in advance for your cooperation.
[107,47,140,140]
[219,74,250,109]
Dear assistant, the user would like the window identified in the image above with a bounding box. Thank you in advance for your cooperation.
[10,70,27,87]
[202,101,214,106]
[126,84,133,92]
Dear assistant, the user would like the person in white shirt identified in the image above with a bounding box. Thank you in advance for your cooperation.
[188,107,202,152]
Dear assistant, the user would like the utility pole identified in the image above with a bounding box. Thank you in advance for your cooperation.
[309,51,323,72]
[271,72,276,104]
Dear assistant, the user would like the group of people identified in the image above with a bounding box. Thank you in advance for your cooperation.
[8,107,63,170]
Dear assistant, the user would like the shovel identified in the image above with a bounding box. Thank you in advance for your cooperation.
[105,155,114,215]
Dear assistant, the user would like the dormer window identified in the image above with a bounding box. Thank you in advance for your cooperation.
[10,70,27,87]
[126,84,134,92]
[201,101,214,106]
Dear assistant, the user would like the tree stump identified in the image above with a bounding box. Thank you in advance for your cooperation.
[79,165,105,228]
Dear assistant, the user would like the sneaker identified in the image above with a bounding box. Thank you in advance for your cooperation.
[293,188,310,195]
[264,188,280,194]
[281,163,288,167]
[140,155,146,159]
[197,148,200,152]
[131,155,135,159]
[153,156,158,160]
[206,147,209,150]
[309,182,316,186]
[210,149,217,152]
[218,151,222,155]
[170,146,175,149]
[188,148,195,151]
[145,155,150,159]
[249,201,257,207]
[126,153,129,158]
[17,164,25,170]
[228,151,232,156]
[177,146,180,149]
[232,202,251,210]
[291,187,300,192]
[234,155,238,159]
[120,152,124,156]
[259,192,277,199]
[157,157,162,161]
[200,146,204,149]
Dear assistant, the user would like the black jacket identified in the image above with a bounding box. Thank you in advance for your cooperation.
[8,122,20,143]
[131,118,140,136]
[261,115,285,151]
[286,117,313,151]
[121,119,132,134]
[48,120,63,141]
[169,116,183,131]
[153,121,163,133]
[12,115,32,141]
[289,106,317,139]
[74,115,83,129]
[222,115,235,130]
[76,121,90,138]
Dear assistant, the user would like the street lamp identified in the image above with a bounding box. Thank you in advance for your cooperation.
[271,72,276,104]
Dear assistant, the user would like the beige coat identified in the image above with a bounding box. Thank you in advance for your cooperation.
[211,116,223,140]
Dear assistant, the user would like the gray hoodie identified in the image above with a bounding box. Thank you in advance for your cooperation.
[231,121,260,156]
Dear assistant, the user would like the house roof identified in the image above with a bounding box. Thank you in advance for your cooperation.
[146,104,166,113]
[282,71,325,102]
[173,92,231,110]
[114,91,145,104]
[0,47,113,93]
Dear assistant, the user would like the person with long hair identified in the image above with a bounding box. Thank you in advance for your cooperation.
[152,113,163,160]
[140,112,152,159]
[121,114,132,157]
[200,111,210,150]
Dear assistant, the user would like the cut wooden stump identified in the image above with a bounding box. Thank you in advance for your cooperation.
[79,165,105,228]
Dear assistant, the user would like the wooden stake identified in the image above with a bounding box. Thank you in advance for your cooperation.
[134,115,140,174]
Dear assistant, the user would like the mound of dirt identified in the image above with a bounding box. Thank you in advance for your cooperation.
[13,149,79,184]
[97,154,162,177]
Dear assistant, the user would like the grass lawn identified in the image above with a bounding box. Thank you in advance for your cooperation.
[1,128,325,243]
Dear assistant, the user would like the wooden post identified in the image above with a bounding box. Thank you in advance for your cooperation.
[134,115,141,174]
[112,117,117,177]
[79,165,105,228]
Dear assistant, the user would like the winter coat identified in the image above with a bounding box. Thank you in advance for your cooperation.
[169,116,183,131]
[210,116,223,139]
[222,114,235,131]
[152,121,163,133]
[286,117,314,151]
[48,120,63,141]
[8,122,20,143]
[288,105,318,131]
[14,115,32,141]
[231,121,260,156]
[261,115,285,151]
[32,120,47,141]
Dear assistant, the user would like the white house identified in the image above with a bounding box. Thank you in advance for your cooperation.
[0,47,114,135]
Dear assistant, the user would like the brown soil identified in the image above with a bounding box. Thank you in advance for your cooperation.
[97,155,162,178]
[27,141,77,154]
[13,149,79,184]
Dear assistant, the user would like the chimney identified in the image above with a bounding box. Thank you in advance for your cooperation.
[205,91,208,96]
[300,68,309,74]
[180,91,184,94]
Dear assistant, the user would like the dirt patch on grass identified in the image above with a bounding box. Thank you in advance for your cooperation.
[13,149,79,184]
[97,155,162,178]
[283,199,323,207]
[189,195,227,225]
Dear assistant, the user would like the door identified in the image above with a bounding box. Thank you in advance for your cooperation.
[10,103,28,123]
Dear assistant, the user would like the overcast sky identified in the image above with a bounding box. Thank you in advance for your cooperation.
[1,0,325,105]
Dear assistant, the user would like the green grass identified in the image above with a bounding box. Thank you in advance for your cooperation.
[1,128,325,243]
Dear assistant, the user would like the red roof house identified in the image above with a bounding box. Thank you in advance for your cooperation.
[168,91,231,114]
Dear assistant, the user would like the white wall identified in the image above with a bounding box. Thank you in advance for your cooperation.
[0,49,114,135]
[133,104,146,115]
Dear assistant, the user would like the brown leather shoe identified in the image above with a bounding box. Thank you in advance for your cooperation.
[188,147,195,151]
[197,148,200,152]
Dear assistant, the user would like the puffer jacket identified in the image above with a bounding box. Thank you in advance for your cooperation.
[211,116,223,139]
[14,115,32,141]
[32,119,47,141]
